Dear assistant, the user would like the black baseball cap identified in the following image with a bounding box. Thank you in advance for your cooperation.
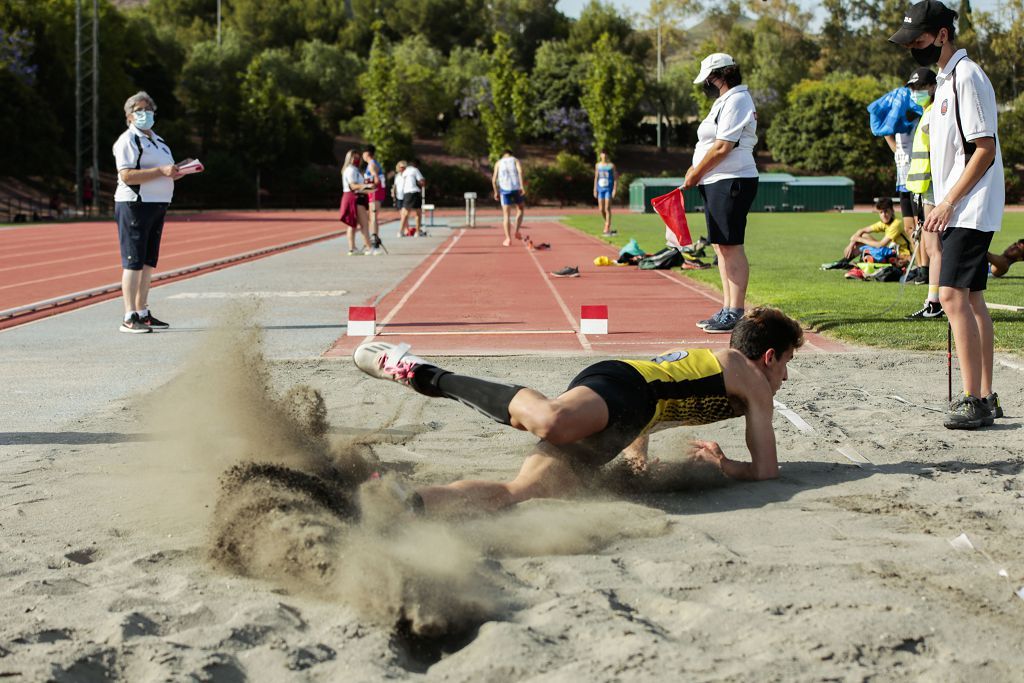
[906,67,937,87]
[888,0,958,45]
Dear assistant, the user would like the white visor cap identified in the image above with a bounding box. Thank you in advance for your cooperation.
[693,53,736,84]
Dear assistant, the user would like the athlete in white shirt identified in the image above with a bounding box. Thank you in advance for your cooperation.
[890,0,1004,429]
[491,150,526,246]
[398,162,426,237]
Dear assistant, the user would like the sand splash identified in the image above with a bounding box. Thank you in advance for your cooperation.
[146,309,670,636]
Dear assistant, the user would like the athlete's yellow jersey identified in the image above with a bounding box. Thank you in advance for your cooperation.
[620,349,738,432]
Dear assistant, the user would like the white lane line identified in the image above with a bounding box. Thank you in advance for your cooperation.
[997,357,1024,372]
[168,290,348,299]
[378,329,575,336]
[773,399,814,433]
[836,445,875,468]
[369,229,465,341]
[523,236,591,352]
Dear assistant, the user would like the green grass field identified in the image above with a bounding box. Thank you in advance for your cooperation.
[562,211,1024,351]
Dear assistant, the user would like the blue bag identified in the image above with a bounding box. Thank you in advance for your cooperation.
[860,245,896,262]
[867,88,923,137]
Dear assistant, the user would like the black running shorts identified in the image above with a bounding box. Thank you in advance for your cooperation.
[698,177,758,245]
[403,192,423,210]
[551,361,657,470]
[940,227,994,291]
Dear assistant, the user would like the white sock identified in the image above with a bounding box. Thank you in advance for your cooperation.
[124,312,134,322]
[138,308,149,318]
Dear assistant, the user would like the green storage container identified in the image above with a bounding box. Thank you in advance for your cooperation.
[628,173,854,213]
[784,176,855,212]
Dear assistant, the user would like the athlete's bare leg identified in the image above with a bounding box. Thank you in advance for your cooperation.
[514,204,524,240]
[502,204,513,246]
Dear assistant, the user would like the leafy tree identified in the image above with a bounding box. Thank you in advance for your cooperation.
[813,0,916,85]
[489,0,570,67]
[358,29,409,167]
[979,0,1024,101]
[228,0,348,50]
[177,30,253,154]
[479,32,530,159]
[292,40,365,130]
[443,118,489,165]
[392,35,447,136]
[238,50,313,171]
[767,72,897,197]
[1000,92,1024,168]
[439,45,489,113]
[529,40,585,134]
[581,33,644,154]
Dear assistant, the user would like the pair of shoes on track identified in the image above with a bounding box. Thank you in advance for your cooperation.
[695,309,738,334]
[119,312,169,334]
[944,392,1003,430]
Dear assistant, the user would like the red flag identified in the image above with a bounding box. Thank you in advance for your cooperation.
[651,188,692,249]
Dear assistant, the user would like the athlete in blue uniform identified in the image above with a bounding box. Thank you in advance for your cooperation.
[354,307,804,516]
[594,150,617,235]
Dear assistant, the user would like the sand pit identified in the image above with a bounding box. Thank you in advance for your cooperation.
[1,326,1023,680]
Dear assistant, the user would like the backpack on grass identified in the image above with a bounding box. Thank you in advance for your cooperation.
[638,247,684,270]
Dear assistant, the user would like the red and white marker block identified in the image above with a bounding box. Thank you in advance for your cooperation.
[580,305,608,335]
[347,306,376,336]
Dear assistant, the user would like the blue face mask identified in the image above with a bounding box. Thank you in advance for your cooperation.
[132,110,154,130]
[911,90,931,107]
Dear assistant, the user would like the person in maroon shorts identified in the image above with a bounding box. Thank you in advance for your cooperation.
[340,148,375,256]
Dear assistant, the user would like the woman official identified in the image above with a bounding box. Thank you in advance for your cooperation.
[340,149,375,256]
[112,91,189,334]
[683,53,759,335]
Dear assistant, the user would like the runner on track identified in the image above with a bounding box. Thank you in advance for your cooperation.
[492,150,526,247]
[594,150,617,236]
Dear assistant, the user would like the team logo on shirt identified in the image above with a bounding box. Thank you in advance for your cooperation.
[652,351,688,364]
[940,99,948,115]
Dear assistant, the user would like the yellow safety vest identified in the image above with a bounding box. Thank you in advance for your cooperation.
[905,103,932,194]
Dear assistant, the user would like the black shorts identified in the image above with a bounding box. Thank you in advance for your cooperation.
[403,193,422,210]
[899,191,915,221]
[551,361,657,470]
[940,227,994,291]
[116,201,168,271]
[356,193,369,208]
[699,177,758,245]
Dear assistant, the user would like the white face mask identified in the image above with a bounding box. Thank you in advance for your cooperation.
[132,110,155,130]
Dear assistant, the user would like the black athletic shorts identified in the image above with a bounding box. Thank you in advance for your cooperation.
[899,191,915,221]
[699,177,758,245]
[115,201,168,271]
[940,227,994,291]
[356,193,369,208]
[403,192,423,210]
[550,361,657,471]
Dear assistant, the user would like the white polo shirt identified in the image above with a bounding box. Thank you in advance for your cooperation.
[401,166,424,194]
[693,85,758,186]
[929,49,1003,232]
[112,125,175,203]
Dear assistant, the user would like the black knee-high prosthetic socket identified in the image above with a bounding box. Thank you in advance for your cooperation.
[410,365,523,425]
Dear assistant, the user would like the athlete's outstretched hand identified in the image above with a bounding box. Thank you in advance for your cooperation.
[688,439,725,468]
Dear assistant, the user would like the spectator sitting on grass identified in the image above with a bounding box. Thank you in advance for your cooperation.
[822,198,911,269]
[987,238,1024,278]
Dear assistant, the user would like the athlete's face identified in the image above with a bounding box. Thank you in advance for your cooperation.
[763,347,794,395]
[879,209,894,223]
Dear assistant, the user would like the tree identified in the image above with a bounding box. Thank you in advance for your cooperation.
[529,40,585,135]
[177,30,253,154]
[392,35,447,136]
[479,32,530,159]
[581,33,644,154]
[358,29,408,167]
[238,50,312,171]
[766,72,897,198]
[489,0,570,67]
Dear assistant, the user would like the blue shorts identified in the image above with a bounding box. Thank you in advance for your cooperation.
[116,201,168,270]
[500,190,524,206]
[596,188,613,200]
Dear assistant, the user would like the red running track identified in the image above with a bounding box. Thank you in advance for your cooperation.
[0,211,346,328]
[326,221,847,357]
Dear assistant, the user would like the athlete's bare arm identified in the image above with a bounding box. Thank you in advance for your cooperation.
[689,349,781,481]
[516,160,526,197]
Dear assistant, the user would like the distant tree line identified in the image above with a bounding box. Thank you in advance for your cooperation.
[1,0,1022,206]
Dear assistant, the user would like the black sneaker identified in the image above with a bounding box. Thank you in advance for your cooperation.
[907,301,944,319]
[551,266,580,278]
[704,311,740,334]
[140,312,169,329]
[696,308,726,329]
[821,258,851,271]
[943,394,992,430]
[119,313,152,334]
[912,266,929,285]
[982,393,1004,419]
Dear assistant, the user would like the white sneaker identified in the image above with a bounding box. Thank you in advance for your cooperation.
[353,342,428,387]
[369,248,380,256]
[347,249,360,256]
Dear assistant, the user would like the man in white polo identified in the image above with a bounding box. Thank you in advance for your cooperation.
[890,0,1004,429]
[398,160,425,237]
